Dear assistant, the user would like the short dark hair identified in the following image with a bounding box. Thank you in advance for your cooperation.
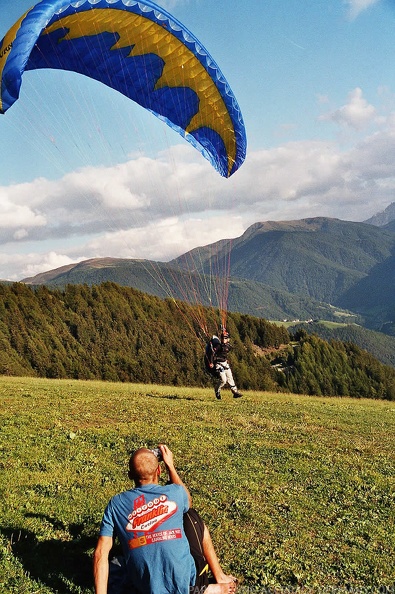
[129,448,159,481]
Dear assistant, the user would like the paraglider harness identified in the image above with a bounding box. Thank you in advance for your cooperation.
[204,332,232,378]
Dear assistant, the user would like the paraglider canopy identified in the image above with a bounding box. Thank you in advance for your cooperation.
[0,0,246,178]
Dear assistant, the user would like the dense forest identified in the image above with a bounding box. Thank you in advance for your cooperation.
[289,321,395,368]
[0,282,394,400]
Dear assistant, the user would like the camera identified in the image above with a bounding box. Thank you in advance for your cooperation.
[151,447,163,461]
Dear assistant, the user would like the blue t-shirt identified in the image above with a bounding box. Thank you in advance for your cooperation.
[100,483,196,594]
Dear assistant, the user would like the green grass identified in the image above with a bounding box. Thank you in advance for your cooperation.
[1,376,395,593]
[314,321,348,329]
[270,319,350,330]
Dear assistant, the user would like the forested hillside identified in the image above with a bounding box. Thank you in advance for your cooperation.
[288,322,395,368]
[0,282,287,389]
[0,282,394,399]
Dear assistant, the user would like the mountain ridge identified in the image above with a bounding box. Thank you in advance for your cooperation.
[20,217,395,336]
[364,201,395,226]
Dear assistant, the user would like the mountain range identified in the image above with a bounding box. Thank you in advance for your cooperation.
[19,207,395,364]
[173,216,394,325]
[23,215,395,325]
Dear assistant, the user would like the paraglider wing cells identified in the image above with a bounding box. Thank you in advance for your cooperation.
[0,0,246,177]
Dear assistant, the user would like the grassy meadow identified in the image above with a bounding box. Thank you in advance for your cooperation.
[0,376,395,593]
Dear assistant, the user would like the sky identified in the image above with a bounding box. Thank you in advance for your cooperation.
[1,0,395,281]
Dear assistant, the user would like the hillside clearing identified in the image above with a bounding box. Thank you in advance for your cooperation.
[0,376,394,592]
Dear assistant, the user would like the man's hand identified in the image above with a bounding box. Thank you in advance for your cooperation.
[158,444,192,507]
[159,444,174,470]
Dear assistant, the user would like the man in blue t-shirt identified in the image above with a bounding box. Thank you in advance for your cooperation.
[94,445,195,594]
[94,445,237,594]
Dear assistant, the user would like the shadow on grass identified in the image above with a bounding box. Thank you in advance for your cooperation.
[145,392,197,401]
[2,514,97,593]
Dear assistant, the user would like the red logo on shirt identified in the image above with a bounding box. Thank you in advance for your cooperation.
[126,494,178,533]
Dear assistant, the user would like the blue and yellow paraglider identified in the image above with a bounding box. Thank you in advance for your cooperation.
[0,0,246,178]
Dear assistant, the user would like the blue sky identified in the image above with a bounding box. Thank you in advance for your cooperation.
[0,0,394,280]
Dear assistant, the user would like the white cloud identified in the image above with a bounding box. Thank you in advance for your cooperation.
[81,215,245,263]
[345,0,380,19]
[0,251,79,282]
[319,88,377,130]
[2,87,395,282]
[0,186,47,232]
[13,229,29,240]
